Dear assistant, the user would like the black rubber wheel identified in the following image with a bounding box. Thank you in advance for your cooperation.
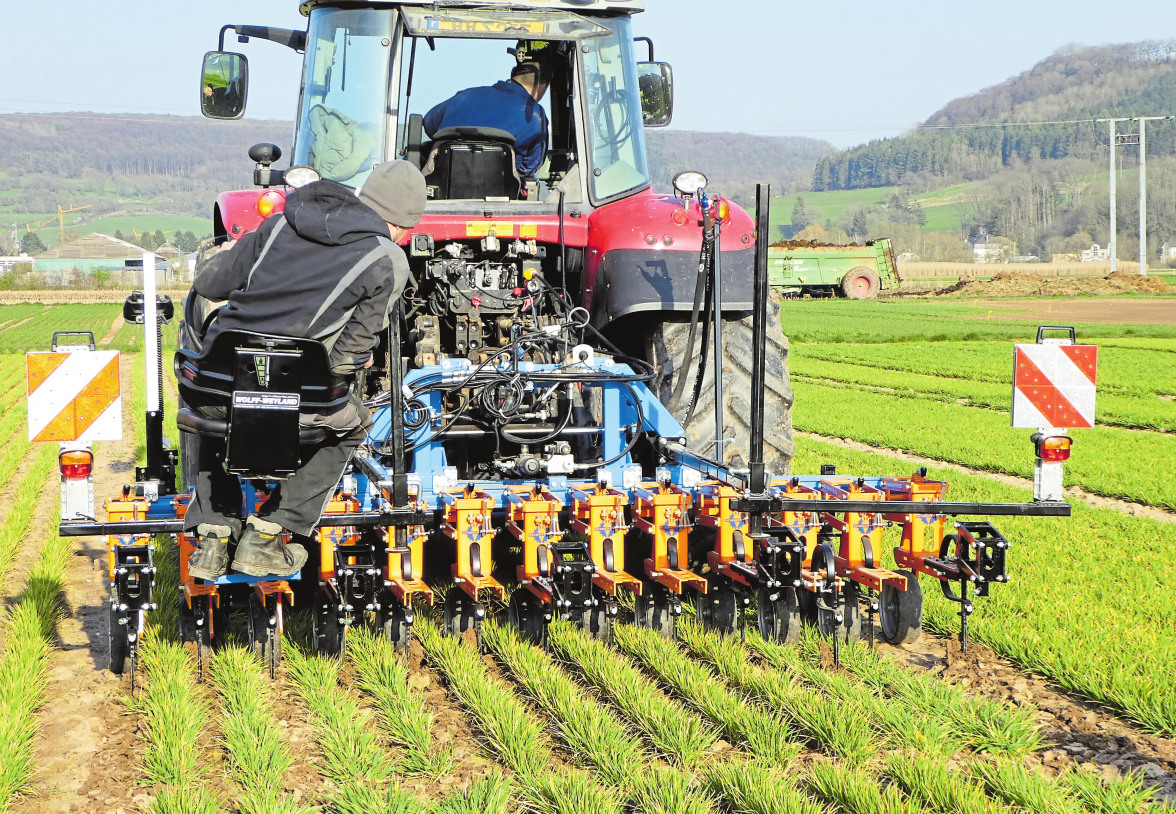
[879,569,924,645]
[797,586,818,622]
[108,603,128,675]
[507,591,546,644]
[757,586,801,645]
[644,301,794,474]
[634,587,675,638]
[313,587,343,657]
[247,592,280,670]
[443,589,478,638]
[815,590,842,639]
[178,594,198,643]
[841,267,880,300]
[381,601,411,652]
[841,584,868,641]
[697,576,738,634]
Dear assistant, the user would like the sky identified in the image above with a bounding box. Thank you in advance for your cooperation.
[3,1,1176,150]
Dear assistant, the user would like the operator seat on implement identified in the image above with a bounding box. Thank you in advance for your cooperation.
[422,125,522,200]
[174,329,353,480]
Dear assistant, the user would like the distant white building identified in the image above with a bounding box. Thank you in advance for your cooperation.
[1080,243,1110,263]
[972,231,1012,265]
[1161,241,1176,264]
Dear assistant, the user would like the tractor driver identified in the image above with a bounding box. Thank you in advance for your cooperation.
[184,161,427,582]
[423,56,551,178]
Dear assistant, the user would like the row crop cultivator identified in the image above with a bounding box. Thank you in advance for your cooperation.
[54,0,1072,683]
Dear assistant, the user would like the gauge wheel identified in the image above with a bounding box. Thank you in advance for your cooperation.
[757,586,801,645]
[879,569,924,645]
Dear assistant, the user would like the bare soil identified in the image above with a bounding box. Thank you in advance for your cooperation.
[960,296,1176,326]
[934,270,1176,299]
[888,636,1176,800]
[16,356,143,813]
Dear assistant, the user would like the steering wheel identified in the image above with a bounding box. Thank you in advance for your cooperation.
[592,89,633,148]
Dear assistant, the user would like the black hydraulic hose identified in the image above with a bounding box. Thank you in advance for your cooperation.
[669,207,716,412]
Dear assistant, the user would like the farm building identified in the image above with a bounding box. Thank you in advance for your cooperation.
[20,233,170,286]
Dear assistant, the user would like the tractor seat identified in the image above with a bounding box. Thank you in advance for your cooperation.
[174,329,353,479]
[423,126,522,200]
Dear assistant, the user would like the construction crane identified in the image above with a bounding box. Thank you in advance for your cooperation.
[24,203,93,248]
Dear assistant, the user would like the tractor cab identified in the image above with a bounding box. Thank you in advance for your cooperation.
[203,1,672,213]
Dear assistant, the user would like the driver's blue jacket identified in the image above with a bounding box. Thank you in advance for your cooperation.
[424,80,548,177]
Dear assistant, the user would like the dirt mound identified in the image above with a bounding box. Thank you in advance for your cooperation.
[937,271,1176,298]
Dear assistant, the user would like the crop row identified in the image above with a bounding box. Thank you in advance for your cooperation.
[796,340,1176,398]
[780,300,1176,345]
[0,480,70,812]
[795,434,1176,737]
[792,378,1176,511]
[791,357,1176,432]
[0,302,178,354]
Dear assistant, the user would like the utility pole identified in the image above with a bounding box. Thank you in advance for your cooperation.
[1098,115,1171,276]
[1133,116,1173,276]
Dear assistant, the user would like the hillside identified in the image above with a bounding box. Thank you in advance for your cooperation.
[0,112,831,252]
[813,40,1176,192]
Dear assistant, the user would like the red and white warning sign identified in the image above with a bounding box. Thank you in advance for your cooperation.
[1012,343,1098,429]
[26,351,122,442]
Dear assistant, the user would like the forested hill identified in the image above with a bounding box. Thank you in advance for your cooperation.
[813,40,1176,191]
[0,112,831,221]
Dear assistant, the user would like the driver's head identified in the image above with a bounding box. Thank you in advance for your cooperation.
[358,160,427,242]
[511,59,551,102]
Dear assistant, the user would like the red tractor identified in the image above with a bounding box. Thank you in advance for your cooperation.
[199,0,793,479]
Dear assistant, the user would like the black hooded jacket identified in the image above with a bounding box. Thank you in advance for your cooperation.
[194,180,409,374]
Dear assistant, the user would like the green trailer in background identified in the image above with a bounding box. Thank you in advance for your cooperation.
[768,238,901,299]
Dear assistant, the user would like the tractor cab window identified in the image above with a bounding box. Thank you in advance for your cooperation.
[292,8,393,189]
[396,9,611,204]
[582,18,650,203]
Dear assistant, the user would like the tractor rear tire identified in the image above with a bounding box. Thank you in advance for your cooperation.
[841,267,880,300]
[176,317,201,491]
[644,302,794,475]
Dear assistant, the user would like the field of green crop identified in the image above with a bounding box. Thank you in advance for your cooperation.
[0,298,1174,814]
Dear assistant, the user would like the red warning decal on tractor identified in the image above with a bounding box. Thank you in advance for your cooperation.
[26,351,122,442]
[1011,344,1097,429]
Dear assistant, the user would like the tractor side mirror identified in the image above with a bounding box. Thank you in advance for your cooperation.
[637,62,673,127]
[200,51,249,120]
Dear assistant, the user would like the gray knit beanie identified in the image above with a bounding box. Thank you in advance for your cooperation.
[358,161,427,228]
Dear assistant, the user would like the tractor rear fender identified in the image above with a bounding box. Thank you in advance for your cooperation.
[584,189,756,328]
[214,188,287,242]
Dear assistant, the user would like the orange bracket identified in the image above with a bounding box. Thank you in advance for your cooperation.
[884,473,950,576]
[384,504,435,607]
[632,483,706,595]
[254,580,295,636]
[696,484,755,585]
[570,485,642,596]
[441,487,505,602]
[506,486,564,589]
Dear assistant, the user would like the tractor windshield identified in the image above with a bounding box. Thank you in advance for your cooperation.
[292,8,394,188]
[582,18,649,203]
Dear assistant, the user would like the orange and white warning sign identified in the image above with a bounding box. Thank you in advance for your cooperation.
[1012,344,1098,429]
[26,351,122,442]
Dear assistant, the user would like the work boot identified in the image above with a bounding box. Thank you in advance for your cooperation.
[188,524,233,581]
[231,516,309,578]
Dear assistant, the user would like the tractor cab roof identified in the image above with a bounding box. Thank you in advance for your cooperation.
[299,0,644,16]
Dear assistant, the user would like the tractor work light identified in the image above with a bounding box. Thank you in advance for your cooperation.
[59,449,94,479]
[1031,433,1072,462]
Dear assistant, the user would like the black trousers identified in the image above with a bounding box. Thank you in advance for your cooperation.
[184,421,365,538]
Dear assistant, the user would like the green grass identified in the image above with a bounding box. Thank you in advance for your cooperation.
[0,501,71,811]
[770,188,901,231]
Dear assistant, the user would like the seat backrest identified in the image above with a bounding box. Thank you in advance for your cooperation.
[424,126,521,200]
[175,329,350,411]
